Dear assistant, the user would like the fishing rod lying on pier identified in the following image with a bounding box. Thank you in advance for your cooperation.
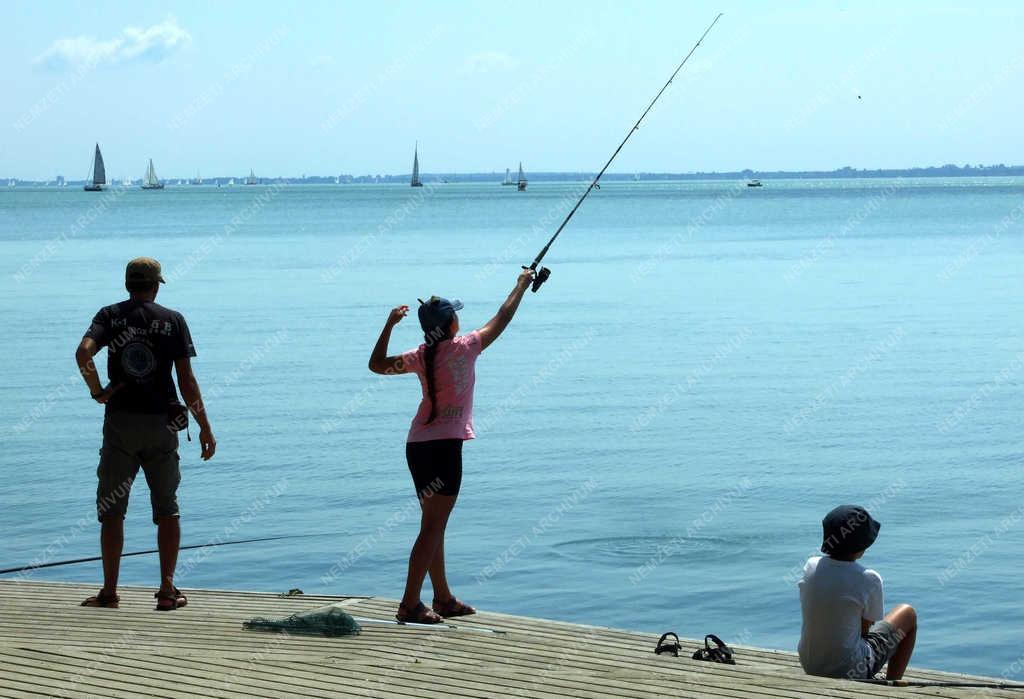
[853,678,1024,690]
[0,533,342,576]
[524,12,723,292]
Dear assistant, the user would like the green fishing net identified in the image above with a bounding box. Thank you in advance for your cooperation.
[243,604,361,637]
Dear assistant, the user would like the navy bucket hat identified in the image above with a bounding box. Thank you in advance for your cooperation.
[821,505,881,557]
[417,296,463,335]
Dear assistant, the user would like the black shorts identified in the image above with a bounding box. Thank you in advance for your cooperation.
[97,412,180,523]
[406,439,463,497]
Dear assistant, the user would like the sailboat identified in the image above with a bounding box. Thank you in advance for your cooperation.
[502,168,515,186]
[516,162,527,191]
[227,178,235,186]
[122,175,132,187]
[141,159,164,189]
[84,144,106,191]
[245,169,259,185]
[191,171,203,185]
[410,143,423,187]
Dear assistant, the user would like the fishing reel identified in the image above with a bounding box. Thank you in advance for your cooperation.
[523,265,551,292]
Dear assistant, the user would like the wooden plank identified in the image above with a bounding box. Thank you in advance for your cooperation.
[0,580,1010,699]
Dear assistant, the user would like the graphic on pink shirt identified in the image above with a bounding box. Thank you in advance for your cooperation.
[401,330,483,442]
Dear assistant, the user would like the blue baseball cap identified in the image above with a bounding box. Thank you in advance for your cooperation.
[417,296,463,334]
[821,505,881,556]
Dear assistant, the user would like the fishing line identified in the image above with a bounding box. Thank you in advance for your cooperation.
[525,13,724,292]
[0,532,343,576]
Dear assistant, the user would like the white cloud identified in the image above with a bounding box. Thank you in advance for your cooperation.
[35,17,191,71]
[461,51,516,75]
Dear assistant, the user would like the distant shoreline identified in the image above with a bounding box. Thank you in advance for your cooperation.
[6,163,1023,186]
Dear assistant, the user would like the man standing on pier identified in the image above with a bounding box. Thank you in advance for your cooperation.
[75,257,216,610]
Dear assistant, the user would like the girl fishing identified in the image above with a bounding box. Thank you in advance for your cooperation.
[369,268,535,624]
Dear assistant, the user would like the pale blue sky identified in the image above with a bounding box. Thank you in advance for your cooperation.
[3,1,1022,179]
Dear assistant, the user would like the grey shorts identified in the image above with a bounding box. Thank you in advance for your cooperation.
[864,620,904,677]
[97,411,180,524]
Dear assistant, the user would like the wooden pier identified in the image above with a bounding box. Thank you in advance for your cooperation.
[0,580,1014,698]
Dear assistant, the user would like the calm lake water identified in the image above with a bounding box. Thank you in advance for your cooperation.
[1,178,1021,677]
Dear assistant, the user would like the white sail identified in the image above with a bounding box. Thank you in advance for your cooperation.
[245,169,258,185]
[503,168,513,185]
[516,162,527,191]
[411,143,422,187]
[141,158,164,189]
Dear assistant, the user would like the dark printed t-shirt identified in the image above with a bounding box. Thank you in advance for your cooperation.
[84,300,196,415]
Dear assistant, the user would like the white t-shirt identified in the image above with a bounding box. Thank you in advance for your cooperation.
[798,555,884,678]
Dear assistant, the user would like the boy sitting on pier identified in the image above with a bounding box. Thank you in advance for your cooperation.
[797,505,917,681]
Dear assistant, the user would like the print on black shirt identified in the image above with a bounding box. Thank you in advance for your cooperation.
[84,300,196,415]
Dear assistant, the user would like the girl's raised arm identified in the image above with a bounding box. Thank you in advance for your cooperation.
[477,269,534,351]
[369,305,412,374]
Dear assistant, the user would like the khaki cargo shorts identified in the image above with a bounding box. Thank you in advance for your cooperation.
[96,411,180,523]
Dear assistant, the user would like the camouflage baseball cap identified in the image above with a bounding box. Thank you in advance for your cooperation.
[126,257,166,284]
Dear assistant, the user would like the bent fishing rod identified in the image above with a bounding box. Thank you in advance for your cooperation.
[525,12,723,292]
[0,532,342,576]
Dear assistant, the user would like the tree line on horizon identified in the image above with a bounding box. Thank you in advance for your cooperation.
[7,162,1022,186]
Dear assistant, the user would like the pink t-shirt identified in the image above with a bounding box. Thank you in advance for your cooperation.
[401,330,483,442]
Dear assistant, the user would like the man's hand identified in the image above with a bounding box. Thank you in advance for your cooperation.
[387,305,409,326]
[91,384,119,404]
[199,428,216,460]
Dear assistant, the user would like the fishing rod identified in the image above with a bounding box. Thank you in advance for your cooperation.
[853,678,1024,690]
[354,616,508,635]
[524,12,724,293]
[0,532,341,576]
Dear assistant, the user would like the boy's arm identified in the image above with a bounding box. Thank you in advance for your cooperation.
[862,570,885,636]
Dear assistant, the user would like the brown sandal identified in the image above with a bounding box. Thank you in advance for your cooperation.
[432,597,476,618]
[396,601,443,624]
[81,589,120,608]
[155,587,187,611]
